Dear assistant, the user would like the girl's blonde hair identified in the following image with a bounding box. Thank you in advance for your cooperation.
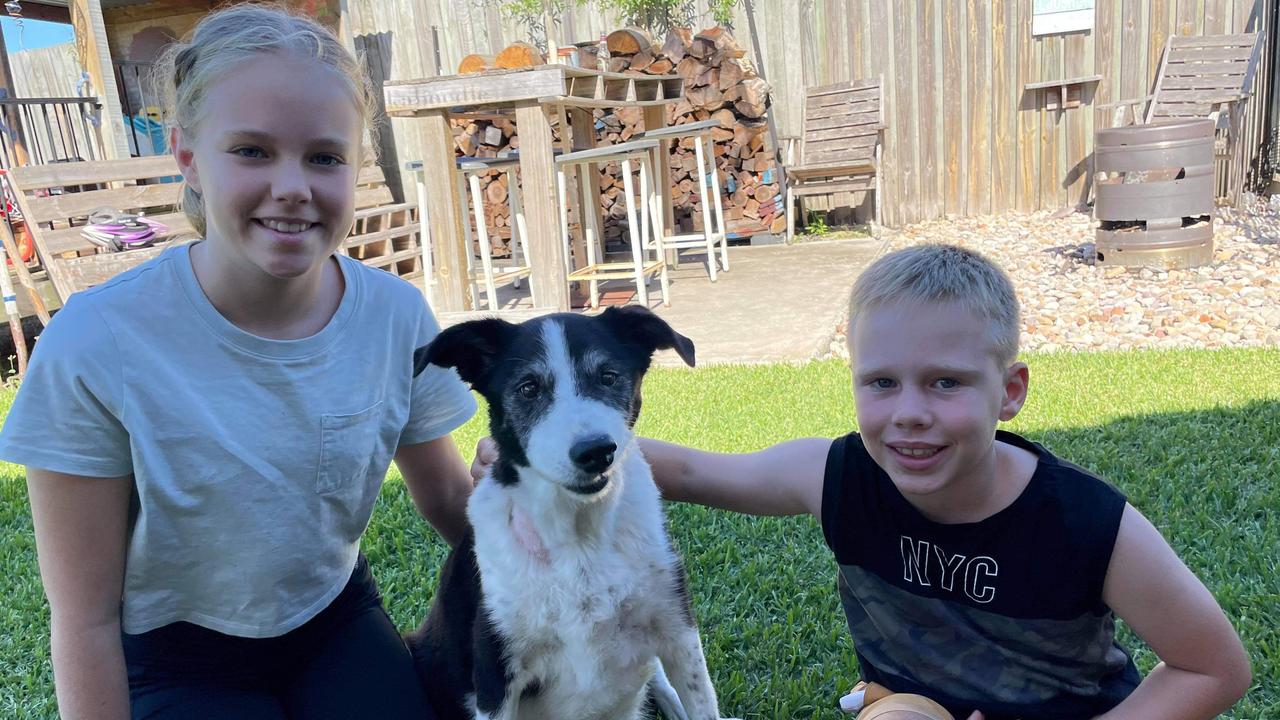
[847,244,1021,366]
[152,3,377,237]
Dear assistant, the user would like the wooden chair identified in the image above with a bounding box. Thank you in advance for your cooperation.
[784,76,885,243]
[1101,32,1265,206]
[452,156,534,311]
[5,156,425,312]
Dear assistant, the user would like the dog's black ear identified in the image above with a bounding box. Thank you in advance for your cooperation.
[413,318,515,387]
[600,305,695,367]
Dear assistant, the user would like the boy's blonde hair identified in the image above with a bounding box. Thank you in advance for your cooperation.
[152,3,377,237]
[847,244,1021,366]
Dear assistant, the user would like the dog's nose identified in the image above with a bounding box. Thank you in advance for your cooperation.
[569,436,616,474]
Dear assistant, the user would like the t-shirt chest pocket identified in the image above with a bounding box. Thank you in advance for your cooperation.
[317,400,385,496]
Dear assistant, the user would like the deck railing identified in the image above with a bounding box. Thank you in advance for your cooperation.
[0,96,105,170]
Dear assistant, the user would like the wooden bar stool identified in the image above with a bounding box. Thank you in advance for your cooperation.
[556,139,669,308]
[455,157,533,311]
[406,158,534,311]
[636,118,729,281]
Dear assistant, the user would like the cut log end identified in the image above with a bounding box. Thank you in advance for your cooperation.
[606,28,655,57]
[458,54,497,74]
[496,42,546,69]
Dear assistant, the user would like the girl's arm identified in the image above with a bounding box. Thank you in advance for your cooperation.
[26,468,132,720]
[1094,504,1252,720]
[395,435,474,547]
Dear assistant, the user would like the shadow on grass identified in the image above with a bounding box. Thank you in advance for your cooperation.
[2,401,1276,719]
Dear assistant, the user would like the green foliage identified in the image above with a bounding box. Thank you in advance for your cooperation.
[4,347,1279,718]
[485,0,739,37]
[803,210,830,236]
[708,0,738,24]
[483,0,575,43]
[595,0,739,31]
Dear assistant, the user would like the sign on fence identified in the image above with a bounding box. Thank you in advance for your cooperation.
[1032,0,1095,36]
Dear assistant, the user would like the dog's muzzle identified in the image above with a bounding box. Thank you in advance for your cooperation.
[568,435,616,494]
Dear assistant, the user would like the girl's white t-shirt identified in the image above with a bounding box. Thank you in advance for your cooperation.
[0,244,476,637]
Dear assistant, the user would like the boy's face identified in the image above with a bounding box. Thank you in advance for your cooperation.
[850,301,1028,515]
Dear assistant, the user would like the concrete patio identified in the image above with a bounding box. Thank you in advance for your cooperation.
[449,236,887,367]
[646,237,886,366]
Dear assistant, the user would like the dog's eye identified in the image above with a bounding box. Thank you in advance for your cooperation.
[599,370,619,387]
[517,379,540,399]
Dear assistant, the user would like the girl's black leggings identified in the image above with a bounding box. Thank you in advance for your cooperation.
[122,554,434,720]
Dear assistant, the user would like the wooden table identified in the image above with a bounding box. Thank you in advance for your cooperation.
[384,65,683,312]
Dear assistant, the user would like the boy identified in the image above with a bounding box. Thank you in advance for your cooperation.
[471,244,1250,719]
[641,244,1251,719]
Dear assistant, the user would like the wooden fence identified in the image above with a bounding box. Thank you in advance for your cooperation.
[8,43,82,99]
[9,2,1269,225]
[348,0,1274,227]
[795,0,1276,225]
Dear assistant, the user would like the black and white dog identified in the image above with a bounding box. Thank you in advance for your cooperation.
[406,306,737,720]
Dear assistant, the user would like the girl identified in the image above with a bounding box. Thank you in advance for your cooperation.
[0,5,474,719]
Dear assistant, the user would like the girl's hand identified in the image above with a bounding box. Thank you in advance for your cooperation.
[470,437,498,483]
[965,712,984,720]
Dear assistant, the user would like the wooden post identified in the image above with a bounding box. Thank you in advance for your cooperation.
[0,236,26,375]
[419,110,471,311]
[554,105,586,277]
[642,105,675,238]
[0,30,30,167]
[742,0,789,216]
[543,4,558,61]
[0,26,16,100]
[0,221,49,325]
[567,107,601,275]
[336,0,357,55]
[516,100,569,311]
[70,0,130,160]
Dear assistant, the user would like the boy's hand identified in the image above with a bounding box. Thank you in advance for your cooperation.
[470,437,497,483]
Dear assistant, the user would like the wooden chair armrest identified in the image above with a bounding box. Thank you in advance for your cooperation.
[1210,102,1229,130]
[1099,95,1152,127]
[1096,95,1152,111]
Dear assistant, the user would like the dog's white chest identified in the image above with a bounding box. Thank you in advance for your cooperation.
[471,488,678,718]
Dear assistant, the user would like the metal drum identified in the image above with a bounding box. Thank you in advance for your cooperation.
[1094,118,1215,269]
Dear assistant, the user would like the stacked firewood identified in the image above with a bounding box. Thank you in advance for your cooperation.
[448,27,782,255]
[448,116,525,252]
[604,27,783,237]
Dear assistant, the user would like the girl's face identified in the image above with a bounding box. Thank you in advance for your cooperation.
[173,53,363,282]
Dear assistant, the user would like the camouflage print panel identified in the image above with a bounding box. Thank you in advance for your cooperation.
[838,565,1134,706]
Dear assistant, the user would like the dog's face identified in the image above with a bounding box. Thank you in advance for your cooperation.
[417,306,694,497]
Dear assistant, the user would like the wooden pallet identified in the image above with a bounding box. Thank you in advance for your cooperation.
[5,157,426,308]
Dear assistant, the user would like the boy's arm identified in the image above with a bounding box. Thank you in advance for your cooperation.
[1092,504,1251,720]
[638,437,830,518]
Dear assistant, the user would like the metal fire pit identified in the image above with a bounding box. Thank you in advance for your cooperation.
[1094,118,1215,269]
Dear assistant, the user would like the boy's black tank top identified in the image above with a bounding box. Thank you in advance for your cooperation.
[822,430,1140,720]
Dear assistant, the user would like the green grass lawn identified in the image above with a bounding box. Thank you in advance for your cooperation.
[2,347,1277,718]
